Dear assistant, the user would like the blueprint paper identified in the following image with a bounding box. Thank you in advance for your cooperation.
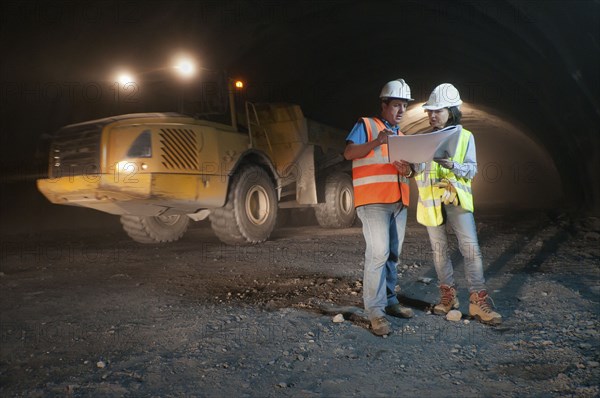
[387,125,462,163]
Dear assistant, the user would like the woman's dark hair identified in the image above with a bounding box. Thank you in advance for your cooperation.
[446,106,462,127]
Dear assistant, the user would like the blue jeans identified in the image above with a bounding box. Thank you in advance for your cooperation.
[356,202,407,320]
[426,205,486,292]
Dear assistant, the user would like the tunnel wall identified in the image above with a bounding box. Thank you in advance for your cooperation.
[403,104,563,212]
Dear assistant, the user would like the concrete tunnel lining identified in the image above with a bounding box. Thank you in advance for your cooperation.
[228,1,599,213]
[401,103,563,211]
[1,0,597,215]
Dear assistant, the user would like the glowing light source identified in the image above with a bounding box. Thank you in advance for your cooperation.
[116,160,136,174]
[174,57,195,78]
[234,80,244,89]
[116,73,135,85]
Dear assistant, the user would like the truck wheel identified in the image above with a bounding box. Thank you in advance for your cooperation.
[209,165,277,245]
[314,172,356,228]
[120,215,190,244]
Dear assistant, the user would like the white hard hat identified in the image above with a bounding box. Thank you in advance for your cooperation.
[380,78,414,101]
[422,83,462,110]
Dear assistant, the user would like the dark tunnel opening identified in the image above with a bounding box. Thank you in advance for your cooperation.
[227,0,599,213]
[402,103,563,212]
[0,0,598,217]
[1,3,599,396]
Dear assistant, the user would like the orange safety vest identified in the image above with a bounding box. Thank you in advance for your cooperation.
[351,117,410,207]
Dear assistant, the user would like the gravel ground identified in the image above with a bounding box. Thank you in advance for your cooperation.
[0,207,599,397]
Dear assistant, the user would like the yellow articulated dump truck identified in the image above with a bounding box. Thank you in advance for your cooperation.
[36,102,355,245]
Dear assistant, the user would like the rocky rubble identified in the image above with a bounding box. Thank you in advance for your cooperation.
[0,210,598,396]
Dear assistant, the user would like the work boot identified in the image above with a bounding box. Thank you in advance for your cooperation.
[370,317,391,336]
[433,284,459,315]
[385,303,414,318]
[469,290,502,325]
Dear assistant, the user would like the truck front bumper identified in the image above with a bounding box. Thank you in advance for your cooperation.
[36,174,228,216]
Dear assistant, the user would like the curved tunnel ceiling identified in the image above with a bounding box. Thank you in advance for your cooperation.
[222,0,599,212]
[2,0,598,212]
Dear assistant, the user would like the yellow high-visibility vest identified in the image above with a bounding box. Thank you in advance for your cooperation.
[352,117,410,207]
[415,127,474,226]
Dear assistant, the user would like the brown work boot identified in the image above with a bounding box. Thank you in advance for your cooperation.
[370,317,391,336]
[433,284,459,315]
[469,290,502,325]
[385,303,414,318]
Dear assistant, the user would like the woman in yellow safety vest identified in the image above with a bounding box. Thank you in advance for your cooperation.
[414,83,502,325]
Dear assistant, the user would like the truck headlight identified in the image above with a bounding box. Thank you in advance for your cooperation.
[116,160,137,173]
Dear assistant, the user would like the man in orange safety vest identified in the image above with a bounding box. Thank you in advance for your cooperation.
[344,78,417,336]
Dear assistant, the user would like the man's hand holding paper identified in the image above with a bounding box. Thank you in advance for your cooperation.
[392,160,413,178]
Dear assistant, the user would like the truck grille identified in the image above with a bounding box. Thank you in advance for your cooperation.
[159,128,199,171]
[49,125,102,179]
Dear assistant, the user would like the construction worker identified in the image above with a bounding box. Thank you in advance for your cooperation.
[414,83,502,325]
[344,78,416,336]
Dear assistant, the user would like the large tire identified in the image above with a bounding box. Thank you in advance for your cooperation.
[209,165,277,245]
[314,171,356,228]
[120,214,190,243]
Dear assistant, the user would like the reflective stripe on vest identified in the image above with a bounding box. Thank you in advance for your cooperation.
[415,128,474,226]
[351,117,410,207]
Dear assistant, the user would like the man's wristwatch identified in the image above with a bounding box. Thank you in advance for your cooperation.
[405,168,414,178]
